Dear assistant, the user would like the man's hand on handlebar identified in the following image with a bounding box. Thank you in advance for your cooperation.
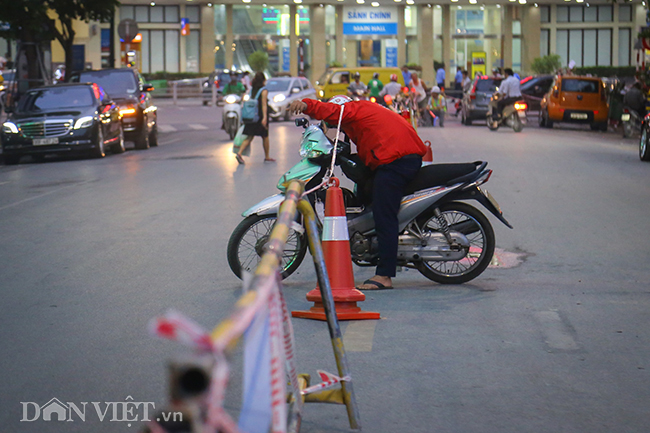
[289,100,308,115]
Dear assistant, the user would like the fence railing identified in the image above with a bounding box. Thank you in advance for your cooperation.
[147,180,361,433]
[150,77,218,105]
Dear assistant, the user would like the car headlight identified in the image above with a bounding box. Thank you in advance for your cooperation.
[2,121,18,134]
[318,90,324,98]
[273,94,286,103]
[224,95,237,104]
[74,116,94,129]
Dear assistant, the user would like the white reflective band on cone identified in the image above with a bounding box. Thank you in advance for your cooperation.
[322,216,349,241]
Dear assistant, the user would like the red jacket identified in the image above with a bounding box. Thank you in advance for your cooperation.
[303,99,427,170]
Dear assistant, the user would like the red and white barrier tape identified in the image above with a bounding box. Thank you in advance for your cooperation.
[301,370,351,396]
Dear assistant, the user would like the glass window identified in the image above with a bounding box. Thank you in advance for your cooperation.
[266,78,291,92]
[18,87,94,112]
[584,7,597,22]
[141,31,150,72]
[619,5,632,22]
[512,20,521,36]
[405,6,418,36]
[540,6,550,23]
[583,29,597,66]
[330,71,350,84]
[301,78,311,89]
[165,6,179,23]
[512,38,521,70]
[75,70,138,95]
[569,7,583,22]
[556,29,568,66]
[557,6,569,23]
[598,6,612,22]
[569,29,582,67]
[135,6,149,22]
[120,6,134,20]
[214,5,227,35]
[165,30,179,72]
[150,30,164,72]
[562,79,598,93]
[186,31,200,72]
[150,6,164,23]
[186,5,200,23]
[619,28,631,66]
[298,7,310,36]
[540,29,549,56]
[433,8,442,35]
[597,29,611,66]
[325,5,336,35]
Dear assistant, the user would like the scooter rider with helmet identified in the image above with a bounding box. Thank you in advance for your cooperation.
[347,72,368,98]
[221,72,246,129]
[288,95,427,291]
[494,68,522,120]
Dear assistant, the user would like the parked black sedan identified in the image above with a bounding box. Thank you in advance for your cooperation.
[1,83,123,165]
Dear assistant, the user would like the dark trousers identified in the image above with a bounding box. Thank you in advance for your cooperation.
[372,155,422,277]
[496,96,521,117]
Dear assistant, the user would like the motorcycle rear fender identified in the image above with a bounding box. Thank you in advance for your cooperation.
[449,186,513,229]
[396,185,459,232]
[242,193,284,217]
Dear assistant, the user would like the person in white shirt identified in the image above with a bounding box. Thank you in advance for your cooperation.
[495,68,522,119]
[241,71,251,92]
[379,74,403,100]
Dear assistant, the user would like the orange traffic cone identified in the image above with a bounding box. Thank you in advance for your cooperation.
[422,140,433,165]
[292,178,380,321]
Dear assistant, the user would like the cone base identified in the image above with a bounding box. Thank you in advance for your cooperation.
[292,302,380,321]
[306,287,366,303]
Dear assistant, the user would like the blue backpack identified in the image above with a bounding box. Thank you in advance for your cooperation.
[241,87,265,124]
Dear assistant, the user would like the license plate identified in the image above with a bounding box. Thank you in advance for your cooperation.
[33,137,59,146]
[517,110,526,119]
[479,187,502,215]
[570,113,588,120]
[621,113,630,121]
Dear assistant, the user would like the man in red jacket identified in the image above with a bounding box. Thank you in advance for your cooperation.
[289,95,427,290]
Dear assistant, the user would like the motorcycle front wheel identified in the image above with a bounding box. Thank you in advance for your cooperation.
[227,214,308,279]
[416,202,495,285]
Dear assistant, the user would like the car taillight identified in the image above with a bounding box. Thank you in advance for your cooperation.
[514,102,527,111]
[215,79,219,87]
[470,93,476,100]
[624,108,630,114]
[594,111,598,115]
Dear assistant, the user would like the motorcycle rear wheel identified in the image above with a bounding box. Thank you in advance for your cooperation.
[227,214,308,279]
[640,127,650,161]
[415,202,495,285]
[486,115,499,131]
[512,113,523,132]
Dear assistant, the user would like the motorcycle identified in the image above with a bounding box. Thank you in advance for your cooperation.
[349,88,368,102]
[486,93,527,133]
[622,106,642,138]
[227,117,513,285]
[222,93,248,140]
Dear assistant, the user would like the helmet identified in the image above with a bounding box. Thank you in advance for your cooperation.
[373,72,379,79]
[390,74,398,81]
[328,95,352,105]
[431,86,441,94]
[353,72,361,79]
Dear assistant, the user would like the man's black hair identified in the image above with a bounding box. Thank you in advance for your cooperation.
[504,68,514,76]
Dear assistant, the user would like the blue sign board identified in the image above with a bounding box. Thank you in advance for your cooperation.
[385,47,397,67]
[343,23,397,35]
[282,46,290,72]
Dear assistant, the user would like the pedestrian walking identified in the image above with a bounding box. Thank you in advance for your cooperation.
[454,67,463,91]
[409,72,428,118]
[235,72,275,164]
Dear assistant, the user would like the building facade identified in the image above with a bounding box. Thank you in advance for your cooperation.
[7,1,646,85]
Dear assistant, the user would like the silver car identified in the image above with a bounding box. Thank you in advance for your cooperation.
[266,76,317,121]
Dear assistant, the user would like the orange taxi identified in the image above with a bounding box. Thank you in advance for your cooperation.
[539,75,609,131]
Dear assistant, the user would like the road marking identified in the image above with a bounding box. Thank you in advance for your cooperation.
[188,124,209,130]
[343,320,377,352]
[157,125,178,133]
[533,310,580,351]
[0,180,93,212]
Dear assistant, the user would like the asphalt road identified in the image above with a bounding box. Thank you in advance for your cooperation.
[1,100,649,433]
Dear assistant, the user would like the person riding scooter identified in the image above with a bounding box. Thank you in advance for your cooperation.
[288,95,427,291]
[221,72,246,130]
[493,68,522,120]
[624,82,647,119]
[347,72,368,99]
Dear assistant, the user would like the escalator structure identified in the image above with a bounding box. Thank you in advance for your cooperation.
[232,8,280,75]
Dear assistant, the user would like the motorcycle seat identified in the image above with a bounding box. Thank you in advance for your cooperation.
[405,161,486,195]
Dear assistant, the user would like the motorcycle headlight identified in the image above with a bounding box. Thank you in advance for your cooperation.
[2,121,18,134]
[299,141,324,159]
[74,116,94,129]
[243,94,250,101]
[319,90,324,98]
[224,95,237,104]
[273,94,286,103]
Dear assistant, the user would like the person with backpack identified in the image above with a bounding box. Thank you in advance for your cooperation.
[235,72,275,164]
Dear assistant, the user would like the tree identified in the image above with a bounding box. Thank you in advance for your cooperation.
[531,54,563,75]
[248,51,269,74]
[0,0,119,83]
